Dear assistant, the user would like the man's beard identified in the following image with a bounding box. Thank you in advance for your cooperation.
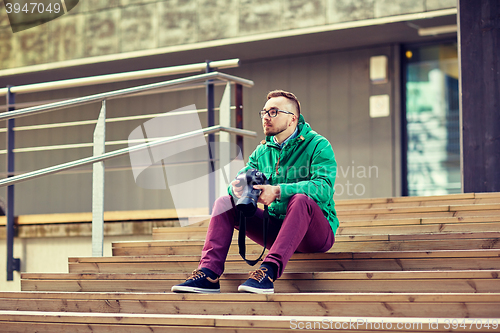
[263,122,287,137]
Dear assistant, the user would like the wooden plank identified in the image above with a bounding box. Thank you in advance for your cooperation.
[337,205,451,216]
[420,216,500,225]
[330,238,500,252]
[21,270,500,281]
[337,223,500,236]
[352,249,500,259]
[82,249,500,263]
[114,237,500,256]
[1,291,500,303]
[19,277,500,294]
[335,197,500,211]
[389,232,500,241]
[451,204,500,211]
[4,311,500,332]
[340,210,500,222]
[0,297,499,319]
[335,193,476,206]
[476,192,500,199]
[69,257,500,274]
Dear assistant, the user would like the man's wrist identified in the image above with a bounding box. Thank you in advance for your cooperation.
[275,185,281,201]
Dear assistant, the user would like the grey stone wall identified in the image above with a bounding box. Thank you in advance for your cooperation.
[0,0,456,69]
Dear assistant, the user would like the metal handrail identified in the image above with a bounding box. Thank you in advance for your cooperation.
[0,125,256,188]
[0,59,240,97]
[3,65,254,277]
[0,71,253,122]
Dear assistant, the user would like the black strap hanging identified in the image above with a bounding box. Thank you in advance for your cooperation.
[238,205,269,266]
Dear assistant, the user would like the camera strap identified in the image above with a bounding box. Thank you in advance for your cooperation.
[238,205,269,266]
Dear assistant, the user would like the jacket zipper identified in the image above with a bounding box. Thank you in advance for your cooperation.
[276,155,281,175]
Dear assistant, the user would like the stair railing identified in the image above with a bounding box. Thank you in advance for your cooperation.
[0,61,255,281]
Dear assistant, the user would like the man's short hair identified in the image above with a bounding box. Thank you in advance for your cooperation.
[267,90,301,116]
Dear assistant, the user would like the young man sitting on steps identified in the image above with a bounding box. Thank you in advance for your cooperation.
[171,90,339,294]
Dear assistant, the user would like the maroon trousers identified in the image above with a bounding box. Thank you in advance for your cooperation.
[198,194,335,279]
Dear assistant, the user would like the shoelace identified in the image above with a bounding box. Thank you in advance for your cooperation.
[187,269,219,283]
[248,268,269,282]
[187,270,205,281]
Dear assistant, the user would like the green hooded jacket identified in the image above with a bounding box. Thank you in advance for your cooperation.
[229,114,339,234]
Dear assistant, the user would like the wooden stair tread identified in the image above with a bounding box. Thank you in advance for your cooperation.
[335,197,500,211]
[21,270,500,280]
[336,203,500,216]
[69,249,500,263]
[124,231,500,245]
[112,235,500,256]
[3,311,499,331]
[1,291,499,302]
[1,292,499,319]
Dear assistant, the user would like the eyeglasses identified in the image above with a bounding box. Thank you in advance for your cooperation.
[259,108,295,119]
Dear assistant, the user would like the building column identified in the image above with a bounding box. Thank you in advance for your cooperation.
[459,0,500,193]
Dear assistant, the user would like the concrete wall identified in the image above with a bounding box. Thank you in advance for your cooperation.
[0,234,152,291]
[0,0,456,69]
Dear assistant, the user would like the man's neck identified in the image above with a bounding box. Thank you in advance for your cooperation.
[274,125,298,145]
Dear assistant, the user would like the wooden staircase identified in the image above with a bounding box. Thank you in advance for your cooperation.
[2,192,500,332]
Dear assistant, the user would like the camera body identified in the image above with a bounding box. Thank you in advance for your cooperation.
[235,169,269,217]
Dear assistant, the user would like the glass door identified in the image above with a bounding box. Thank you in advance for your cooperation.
[403,43,460,196]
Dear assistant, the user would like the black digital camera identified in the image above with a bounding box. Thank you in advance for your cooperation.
[234,169,269,217]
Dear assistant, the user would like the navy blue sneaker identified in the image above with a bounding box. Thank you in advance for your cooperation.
[171,268,220,293]
[237,267,274,294]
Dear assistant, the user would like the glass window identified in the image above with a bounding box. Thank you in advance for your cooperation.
[404,43,460,196]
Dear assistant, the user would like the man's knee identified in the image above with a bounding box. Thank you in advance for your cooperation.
[287,194,311,206]
[212,195,235,216]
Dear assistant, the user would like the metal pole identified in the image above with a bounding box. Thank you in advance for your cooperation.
[235,84,244,156]
[206,61,215,214]
[219,83,231,197]
[92,100,106,257]
[6,86,20,281]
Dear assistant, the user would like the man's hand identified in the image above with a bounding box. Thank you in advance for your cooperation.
[231,179,244,198]
[254,184,281,206]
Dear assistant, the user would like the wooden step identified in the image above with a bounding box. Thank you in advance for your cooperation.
[3,310,499,333]
[148,221,500,241]
[1,291,499,318]
[334,192,500,206]
[336,203,500,217]
[151,216,500,240]
[20,270,500,293]
[68,250,500,274]
[114,231,500,256]
[335,197,500,211]
[335,209,500,223]
[338,222,500,236]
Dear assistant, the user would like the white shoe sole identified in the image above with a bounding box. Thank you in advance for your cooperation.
[238,285,274,294]
[171,285,220,293]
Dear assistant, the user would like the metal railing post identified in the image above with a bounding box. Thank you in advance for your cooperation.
[92,100,106,257]
[235,84,244,156]
[6,86,20,281]
[206,61,215,213]
[218,83,231,197]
